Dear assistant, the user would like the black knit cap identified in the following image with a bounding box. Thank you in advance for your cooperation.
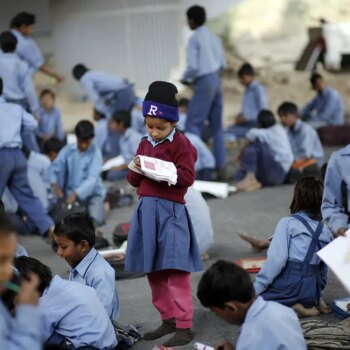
[144,81,178,107]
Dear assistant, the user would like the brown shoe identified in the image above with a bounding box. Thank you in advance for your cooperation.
[235,173,262,192]
[162,328,194,347]
[143,318,176,341]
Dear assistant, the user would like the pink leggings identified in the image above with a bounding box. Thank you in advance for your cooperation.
[147,269,193,329]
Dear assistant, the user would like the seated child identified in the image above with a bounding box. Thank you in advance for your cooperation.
[278,101,324,181]
[36,89,65,148]
[0,216,42,350]
[54,212,119,321]
[177,98,215,181]
[106,110,142,181]
[301,73,344,128]
[226,63,268,139]
[43,137,65,163]
[14,256,117,350]
[197,260,307,350]
[92,109,108,157]
[254,177,333,317]
[48,120,106,226]
[233,110,293,192]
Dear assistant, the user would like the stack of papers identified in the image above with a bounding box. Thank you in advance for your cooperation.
[128,156,178,186]
[317,230,350,292]
[193,180,237,198]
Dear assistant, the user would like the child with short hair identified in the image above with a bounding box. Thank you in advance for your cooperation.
[197,260,307,350]
[126,81,202,347]
[278,101,324,168]
[301,73,344,127]
[227,63,268,139]
[106,110,142,180]
[43,137,64,162]
[10,12,64,81]
[14,256,117,350]
[255,177,332,316]
[54,212,119,321]
[234,109,293,191]
[36,90,65,148]
[48,120,106,225]
[0,31,39,115]
[0,217,42,350]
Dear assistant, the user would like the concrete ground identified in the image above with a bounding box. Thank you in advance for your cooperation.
[19,176,347,350]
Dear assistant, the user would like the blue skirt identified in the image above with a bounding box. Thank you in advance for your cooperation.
[125,196,203,273]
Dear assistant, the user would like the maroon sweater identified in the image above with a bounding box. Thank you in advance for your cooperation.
[127,131,197,204]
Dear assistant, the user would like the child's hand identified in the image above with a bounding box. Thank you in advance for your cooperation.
[337,228,347,237]
[215,340,235,350]
[17,273,40,306]
[52,183,64,199]
[66,192,77,205]
[134,156,141,168]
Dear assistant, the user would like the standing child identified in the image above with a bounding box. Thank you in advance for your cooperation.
[254,177,333,317]
[107,110,142,180]
[10,12,64,81]
[48,120,106,226]
[125,81,203,347]
[53,212,119,321]
[182,5,226,170]
[0,78,54,238]
[36,89,65,148]
[233,110,293,191]
[197,260,307,350]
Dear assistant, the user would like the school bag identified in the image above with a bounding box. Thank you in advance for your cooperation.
[287,159,321,183]
[261,214,326,308]
[105,187,134,209]
[50,199,86,224]
[113,223,131,245]
[317,125,350,146]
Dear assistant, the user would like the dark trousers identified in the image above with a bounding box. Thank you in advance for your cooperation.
[234,141,287,186]
[0,148,53,235]
[186,72,226,168]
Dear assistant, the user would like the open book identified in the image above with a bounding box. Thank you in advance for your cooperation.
[317,230,350,292]
[102,155,126,172]
[128,155,178,186]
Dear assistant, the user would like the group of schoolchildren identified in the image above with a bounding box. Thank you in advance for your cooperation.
[1,4,350,350]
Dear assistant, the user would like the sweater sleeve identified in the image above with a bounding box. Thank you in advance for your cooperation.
[127,142,144,188]
[174,138,197,188]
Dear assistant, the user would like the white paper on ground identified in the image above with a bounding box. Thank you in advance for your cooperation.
[102,155,126,171]
[193,180,237,198]
[317,231,350,293]
[193,342,214,350]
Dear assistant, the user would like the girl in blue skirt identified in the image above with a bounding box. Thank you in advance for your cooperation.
[125,81,203,347]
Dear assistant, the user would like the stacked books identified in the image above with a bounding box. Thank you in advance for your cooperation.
[128,156,178,186]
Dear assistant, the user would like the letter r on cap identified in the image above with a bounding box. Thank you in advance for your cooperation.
[148,105,158,115]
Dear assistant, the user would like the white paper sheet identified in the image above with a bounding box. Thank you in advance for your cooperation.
[193,180,237,198]
[102,155,126,171]
[317,231,350,292]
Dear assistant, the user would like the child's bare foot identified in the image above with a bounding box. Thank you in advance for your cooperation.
[201,252,210,261]
[292,303,320,317]
[238,230,270,252]
[318,299,332,314]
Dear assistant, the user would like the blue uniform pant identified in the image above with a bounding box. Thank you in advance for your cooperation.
[81,194,105,227]
[234,141,287,186]
[186,72,226,168]
[226,120,257,139]
[0,148,53,235]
